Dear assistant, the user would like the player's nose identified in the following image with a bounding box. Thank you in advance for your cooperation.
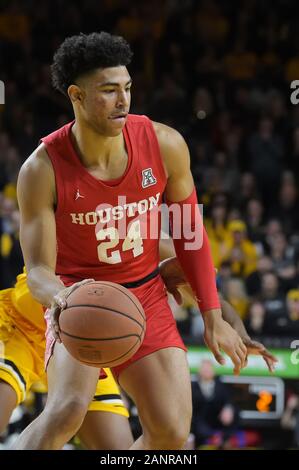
[116,89,129,108]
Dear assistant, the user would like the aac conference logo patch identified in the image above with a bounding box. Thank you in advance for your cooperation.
[142,168,157,188]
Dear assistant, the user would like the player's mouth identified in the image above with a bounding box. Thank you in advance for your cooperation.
[109,112,128,124]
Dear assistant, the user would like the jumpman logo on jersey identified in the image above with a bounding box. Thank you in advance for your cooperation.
[141,168,157,188]
[75,189,85,200]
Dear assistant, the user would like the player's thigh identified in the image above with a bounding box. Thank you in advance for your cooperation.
[78,411,133,450]
[0,380,18,434]
[46,342,100,411]
[118,347,192,432]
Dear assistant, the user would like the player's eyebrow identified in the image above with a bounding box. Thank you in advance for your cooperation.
[98,79,132,87]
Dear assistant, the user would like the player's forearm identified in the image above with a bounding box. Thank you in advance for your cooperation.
[27,265,65,307]
[220,298,250,341]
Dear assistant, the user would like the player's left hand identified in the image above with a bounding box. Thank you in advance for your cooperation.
[242,338,278,373]
[203,311,248,375]
[160,257,278,373]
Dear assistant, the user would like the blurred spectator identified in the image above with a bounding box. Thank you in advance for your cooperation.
[194,46,221,84]
[195,0,229,47]
[204,151,239,194]
[190,139,214,190]
[223,127,243,169]
[266,90,288,136]
[282,289,299,335]
[217,261,233,295]
[0,196,23,288]
[290,256,299,290]
[223,277,249,320]
[263,218,284,252]
[221,220,258,278]
[186,87,214,141]
[285,52,299,83]
[267,232,296,288]
[237,172,260,210]
[115,6,144,42]
[268,177,299,236]
[259,271,287,333]
[149,74,187,127]
[290,127,299,177]
[0,2,30,43]
[191,359,239,448]
[223,39,258,82]
[246,255,274,297]
[281,393,299,448]
[245,198,265,247]
[205,199,230,269]
[244,300,267,337]
[247,117,284,208]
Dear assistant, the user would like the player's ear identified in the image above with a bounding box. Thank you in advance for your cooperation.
[68,84,84,104]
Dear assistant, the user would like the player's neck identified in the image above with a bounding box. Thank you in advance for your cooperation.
[71,121,124,169]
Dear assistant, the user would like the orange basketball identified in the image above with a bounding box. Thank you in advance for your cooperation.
[58,281,146,368]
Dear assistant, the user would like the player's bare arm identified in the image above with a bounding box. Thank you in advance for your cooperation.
[17,145,92,339]
[17,145,64,305]
[154,122,247,374]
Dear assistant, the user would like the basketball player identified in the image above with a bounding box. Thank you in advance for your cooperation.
[0,265,276,446]
[14,32,248,450]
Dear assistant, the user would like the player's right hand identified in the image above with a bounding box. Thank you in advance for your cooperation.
[49,278,95,342]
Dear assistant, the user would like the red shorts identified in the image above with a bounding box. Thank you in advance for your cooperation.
[44,275,186,376]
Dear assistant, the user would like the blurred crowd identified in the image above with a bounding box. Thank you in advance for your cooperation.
[1,0,299,449]
[1,0,299,345]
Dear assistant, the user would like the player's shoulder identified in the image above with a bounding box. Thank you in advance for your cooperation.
[152,121,187,151]
[127,113,150,124]
[152,121,190,168]
[19,143,53,181]
[18,143,56,201]
[127,114,184,141]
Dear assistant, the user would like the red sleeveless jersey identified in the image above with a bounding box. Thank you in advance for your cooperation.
[41,114,167,285]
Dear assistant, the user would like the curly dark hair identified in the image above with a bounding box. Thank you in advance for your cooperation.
[51,32,133,95]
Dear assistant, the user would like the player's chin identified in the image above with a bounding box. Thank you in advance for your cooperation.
[108,116,127,129]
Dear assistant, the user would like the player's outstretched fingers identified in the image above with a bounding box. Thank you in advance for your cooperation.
[230,351,242,376]
[210,342,226,366]
[236,348,246,371]
[238,341,248,369]
[243,339,278,372]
